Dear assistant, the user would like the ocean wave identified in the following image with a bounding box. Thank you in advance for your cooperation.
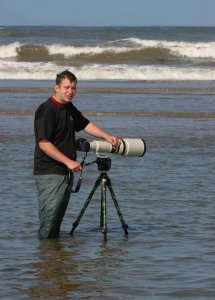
[1,39,215,64]
[47,40,215,60]
[114,38,215,59]
[0,37,215,81]
[0,61,215,81]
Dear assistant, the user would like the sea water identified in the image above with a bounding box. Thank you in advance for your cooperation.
[0,26,215,299]
[0,26,215,81]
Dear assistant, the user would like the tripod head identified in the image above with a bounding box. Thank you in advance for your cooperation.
[96,155,111,172]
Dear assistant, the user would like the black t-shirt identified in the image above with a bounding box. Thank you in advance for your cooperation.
[34,97,90,175]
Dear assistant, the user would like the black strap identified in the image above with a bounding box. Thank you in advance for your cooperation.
[67,153,97,194]
[68,171,83,193]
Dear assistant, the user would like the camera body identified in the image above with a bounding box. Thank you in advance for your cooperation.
[76,138,91,152]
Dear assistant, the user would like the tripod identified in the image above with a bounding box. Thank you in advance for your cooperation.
[70,156,128,239]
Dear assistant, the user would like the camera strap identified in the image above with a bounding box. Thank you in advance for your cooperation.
[67,153,96,193]
[68,171,83,193]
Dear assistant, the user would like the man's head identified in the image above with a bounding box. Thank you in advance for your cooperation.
[54,70,77,105]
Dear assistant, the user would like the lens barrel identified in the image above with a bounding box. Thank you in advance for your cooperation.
[89,138,146,157]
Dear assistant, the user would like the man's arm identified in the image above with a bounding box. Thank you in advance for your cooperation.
[39,139,82,172]
[84,122,120,148]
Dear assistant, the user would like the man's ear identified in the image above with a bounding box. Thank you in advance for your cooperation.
[54,84,59,93]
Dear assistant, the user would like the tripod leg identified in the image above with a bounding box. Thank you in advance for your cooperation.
[70,180,99,235]
[108,183,129,235]
[100,176,107,240]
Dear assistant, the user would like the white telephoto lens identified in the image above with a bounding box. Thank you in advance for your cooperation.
[89,138,146,157]
[89,140,113,154]
[121,138,146,157]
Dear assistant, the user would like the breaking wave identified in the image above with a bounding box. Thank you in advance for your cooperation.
[0,37,215,80]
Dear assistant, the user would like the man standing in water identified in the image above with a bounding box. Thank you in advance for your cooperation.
[34,70,120,239]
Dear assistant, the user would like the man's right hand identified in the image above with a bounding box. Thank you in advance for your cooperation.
[66,160,83,172]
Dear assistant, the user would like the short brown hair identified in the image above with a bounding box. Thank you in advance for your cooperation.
[56,70,77,85]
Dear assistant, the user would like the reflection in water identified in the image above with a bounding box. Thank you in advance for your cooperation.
[26,239,80,299]
[24,236,130,299]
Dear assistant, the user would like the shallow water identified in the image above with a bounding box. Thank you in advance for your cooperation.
[0,80,215,299]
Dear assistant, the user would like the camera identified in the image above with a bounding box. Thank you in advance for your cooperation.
[75,138,146,157]
[71,137,146,237]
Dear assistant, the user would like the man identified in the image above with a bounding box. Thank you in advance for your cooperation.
[34,70,120,239]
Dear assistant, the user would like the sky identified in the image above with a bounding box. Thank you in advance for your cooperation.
[0,0,215,27]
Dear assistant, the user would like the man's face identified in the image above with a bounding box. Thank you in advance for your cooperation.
[55,78,77,104]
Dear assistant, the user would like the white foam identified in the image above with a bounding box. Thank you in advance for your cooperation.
[0,42,20,58]
[0,61,57,80]
[1,61,215,81]
[47,44,135,57]
[116,38,215,59]
[78,64,215,81]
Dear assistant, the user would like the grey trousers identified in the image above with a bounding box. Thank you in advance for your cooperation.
[34,174,72,239]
